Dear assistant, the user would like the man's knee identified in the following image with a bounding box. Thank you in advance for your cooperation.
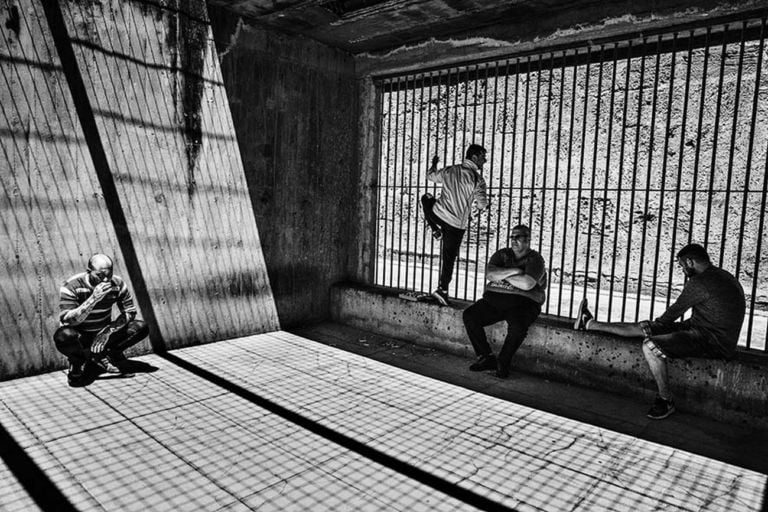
[463,305,478,326]
[53,327,83,356]
[125,319,149,340]
[643,338,667,360]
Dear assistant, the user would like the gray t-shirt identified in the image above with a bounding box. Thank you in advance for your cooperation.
[657,266,745,354]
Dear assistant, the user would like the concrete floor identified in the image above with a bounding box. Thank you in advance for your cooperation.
[1,324,766,511]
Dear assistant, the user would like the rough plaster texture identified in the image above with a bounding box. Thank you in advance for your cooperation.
[1,0,278,379]
[331,284,768,428]
[210,9,359,327]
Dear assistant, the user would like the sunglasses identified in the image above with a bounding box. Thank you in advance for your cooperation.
[510,234,529,241]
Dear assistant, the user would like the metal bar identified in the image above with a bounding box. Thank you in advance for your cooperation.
[738,18,766,348]
[379,85,392,286]
[402,77,414,289]
[596,45,619,316]
[747,140,768,350]
[736,19,762,278]
[389,76,402,288]
[689,28,711,240]
[621,38,647,321]
[418,72,431,293]
[518,56,531,224]
[551,52,567,316]
[651,32,680,319]
[484,62,498,299]
[584,45,605,306]
[607,40,633,322]
[636,39,662,319]
[529,56,542,225]
[719,22,747,268]
[560,50,579,318]
[538,54,554,274]
[704,27,729,251]
[510,59,520,227]
[569,47,591,314]
[498,60,511,260]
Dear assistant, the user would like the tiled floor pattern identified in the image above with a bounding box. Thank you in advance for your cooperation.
[0,331,765,511]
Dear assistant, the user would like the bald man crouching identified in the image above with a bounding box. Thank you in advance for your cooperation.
[53,254,149,386]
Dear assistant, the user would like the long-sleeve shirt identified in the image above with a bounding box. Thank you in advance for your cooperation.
[428,159,489,230]
[656,266,745,355]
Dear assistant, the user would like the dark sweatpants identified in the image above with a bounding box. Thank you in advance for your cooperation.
[463,293,541,373]
[421,193,466,291]
[53,320,149,365]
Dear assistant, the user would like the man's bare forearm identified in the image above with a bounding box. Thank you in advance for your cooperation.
[61,296,100,325]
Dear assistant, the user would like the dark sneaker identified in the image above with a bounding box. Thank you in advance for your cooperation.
[647,395,675,420]
[469,354,497,372]
[573,298,593,330]
[495,366,510,379]
[67,362,86,386]
[432,288,449,306]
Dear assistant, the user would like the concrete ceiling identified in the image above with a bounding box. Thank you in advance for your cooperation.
[207,0,759,55]
[208,0,765,75]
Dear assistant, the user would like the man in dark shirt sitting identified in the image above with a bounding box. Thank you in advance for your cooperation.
[463,225,547,379]
[574,244,746,419]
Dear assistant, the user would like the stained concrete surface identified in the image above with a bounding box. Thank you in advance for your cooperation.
[292,322,768,475]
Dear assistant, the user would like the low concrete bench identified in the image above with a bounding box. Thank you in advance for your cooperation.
[331,282,768,428]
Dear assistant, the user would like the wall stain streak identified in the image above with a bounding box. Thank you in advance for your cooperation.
[167,0,206,198]
[4,3,20,39]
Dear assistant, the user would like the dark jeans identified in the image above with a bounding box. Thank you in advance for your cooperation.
[463,293,541,373]
[421,194,466,291]
[53,320,149,365]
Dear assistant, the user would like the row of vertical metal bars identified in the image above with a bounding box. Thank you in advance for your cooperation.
[373,11,768,353]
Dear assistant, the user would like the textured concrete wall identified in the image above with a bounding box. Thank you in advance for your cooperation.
[0,0,279,379]
[331,284,768,428]
[209,10,359,326]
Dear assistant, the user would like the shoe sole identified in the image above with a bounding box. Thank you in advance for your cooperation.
[574,298,587,330]
[431,292,448,306]
[647,406,675,420]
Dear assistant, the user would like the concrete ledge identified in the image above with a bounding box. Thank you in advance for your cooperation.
[331,282,768,428]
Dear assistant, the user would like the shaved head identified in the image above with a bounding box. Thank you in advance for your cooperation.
[88,254,113,271]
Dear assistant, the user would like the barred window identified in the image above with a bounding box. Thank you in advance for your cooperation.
[374,15,768,353]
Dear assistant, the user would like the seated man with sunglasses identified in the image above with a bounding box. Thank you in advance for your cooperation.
[54,253,149,386]
[463,225,547,378]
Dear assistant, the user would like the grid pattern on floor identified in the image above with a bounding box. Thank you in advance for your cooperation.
[0,331,765,511]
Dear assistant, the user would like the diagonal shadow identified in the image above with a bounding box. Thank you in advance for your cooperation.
[0,421,78,512]
[40,0,165,353]
[161,351,518,512]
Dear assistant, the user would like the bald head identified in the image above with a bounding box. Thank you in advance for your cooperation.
[87,254,114,284]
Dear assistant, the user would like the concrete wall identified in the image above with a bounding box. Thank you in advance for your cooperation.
[331,284,768,428]
[0,0,279,379]
[209,10,359,327]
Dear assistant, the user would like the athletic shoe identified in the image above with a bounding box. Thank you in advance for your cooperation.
[495,367,510,379]
[646,395,675,420]
[573,298,593,330]
[94,357,122,374]
[431,288,449,306]
[469,354,497,372]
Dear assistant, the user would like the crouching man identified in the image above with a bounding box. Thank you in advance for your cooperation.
[54,254,149,386]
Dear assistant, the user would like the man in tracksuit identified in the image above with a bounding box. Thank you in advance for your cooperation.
[421,144,489,305]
